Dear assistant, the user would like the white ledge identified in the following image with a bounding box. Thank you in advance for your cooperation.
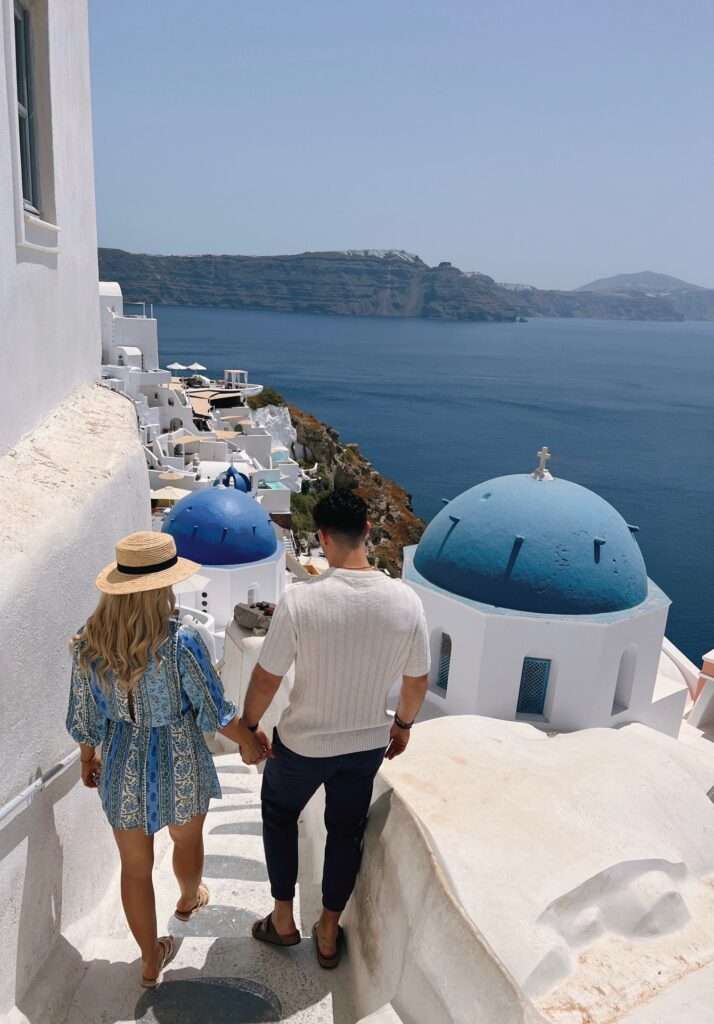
[23,212,61,234]
[18,211,61,254]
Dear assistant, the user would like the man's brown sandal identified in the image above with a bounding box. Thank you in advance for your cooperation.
[174,883,210,922]
[252,913,301,947]
[312,924,344,969]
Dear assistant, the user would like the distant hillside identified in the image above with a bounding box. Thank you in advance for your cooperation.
[576,271,698,294]
[506,286,683,321]
[98,248,691,322]
[574,270,714,320]
[98,248,518,322]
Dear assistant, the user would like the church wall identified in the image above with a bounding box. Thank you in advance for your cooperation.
[0,0,100,455]
[407,567,680,734]
[592,600,679,731]
[476,614,606,727]
[180,549,287,636]
[407,580,488,715]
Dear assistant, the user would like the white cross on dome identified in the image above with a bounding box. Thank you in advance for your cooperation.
[531,445,553,480]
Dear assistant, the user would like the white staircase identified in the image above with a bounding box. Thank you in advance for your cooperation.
[61,753,356,1023]
[283,530,299,558]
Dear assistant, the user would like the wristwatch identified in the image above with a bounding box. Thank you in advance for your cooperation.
[394,714,414,730]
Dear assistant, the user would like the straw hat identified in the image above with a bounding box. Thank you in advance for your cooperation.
[97,531,200,595]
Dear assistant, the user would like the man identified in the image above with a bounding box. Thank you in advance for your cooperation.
[240,489,430,967]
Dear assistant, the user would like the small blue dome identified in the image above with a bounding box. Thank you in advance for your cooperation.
[414,475,647,615]
[163,488,277,566]
[212,466,250,492]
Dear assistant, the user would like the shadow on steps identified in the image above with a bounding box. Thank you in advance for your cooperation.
[209,820,264,837]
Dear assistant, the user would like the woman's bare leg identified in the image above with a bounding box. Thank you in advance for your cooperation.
[112,827,164,979]
[168,813,206,914]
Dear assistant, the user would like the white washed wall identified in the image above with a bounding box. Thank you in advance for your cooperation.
[0,385,150,1018]
[0,0,100,454]
[0,2,151,1016]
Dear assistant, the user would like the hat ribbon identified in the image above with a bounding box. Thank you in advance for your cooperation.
[116,555,179,576]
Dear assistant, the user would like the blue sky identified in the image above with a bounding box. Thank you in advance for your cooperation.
[89,0,713,289]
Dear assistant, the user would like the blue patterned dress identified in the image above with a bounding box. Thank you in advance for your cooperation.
[66,621,237,834]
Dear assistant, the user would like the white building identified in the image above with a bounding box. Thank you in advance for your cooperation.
[403,453,689,736]
[0,2,149,1018]
[99,281,198,440]
[99,281,160,370]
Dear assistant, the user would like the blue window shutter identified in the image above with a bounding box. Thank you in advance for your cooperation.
[517,657,551,715]
[437,633,452,690]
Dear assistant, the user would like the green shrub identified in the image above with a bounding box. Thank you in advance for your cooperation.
[291,491,320,534]
[247,386,286,410]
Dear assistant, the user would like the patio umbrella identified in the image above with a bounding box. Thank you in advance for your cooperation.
[158,470,185,481]
[150,486,188,502]
[188,362,207,371]
[173,572,210,596]
[167,362,187,372]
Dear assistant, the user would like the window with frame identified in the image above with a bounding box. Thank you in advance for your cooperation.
[612,644,637,715]
[436,632,452,691]
[14,2,39,213]
[516,657,551,716]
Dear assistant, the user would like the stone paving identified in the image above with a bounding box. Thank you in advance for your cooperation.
[61,755,356,1024]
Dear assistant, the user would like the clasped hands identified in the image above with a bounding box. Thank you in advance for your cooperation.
[239,726,274,766]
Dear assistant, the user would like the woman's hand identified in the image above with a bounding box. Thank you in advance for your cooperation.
[80,751,101,788]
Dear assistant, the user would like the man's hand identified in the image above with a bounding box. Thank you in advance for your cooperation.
[80,752,101,788]
[385,722,410,760]
[240,728,274,766]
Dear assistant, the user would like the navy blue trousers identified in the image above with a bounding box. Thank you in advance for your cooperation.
[261,730,386,912]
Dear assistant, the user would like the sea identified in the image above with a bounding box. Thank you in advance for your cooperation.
[156,306,712,664]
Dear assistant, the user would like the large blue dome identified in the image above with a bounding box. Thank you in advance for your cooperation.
[413,475,648,615]
[163,488,278,566]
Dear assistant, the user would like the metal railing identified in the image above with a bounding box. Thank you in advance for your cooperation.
[123,300,155,319]
[0,749,80,827]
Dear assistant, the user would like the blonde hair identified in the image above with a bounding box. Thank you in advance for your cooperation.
[72,587,176,690]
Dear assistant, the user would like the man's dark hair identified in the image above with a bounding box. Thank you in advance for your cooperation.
[313,489,368,541]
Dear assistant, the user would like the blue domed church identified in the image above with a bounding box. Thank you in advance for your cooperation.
[403,449,687,735]
[163,486,286,653]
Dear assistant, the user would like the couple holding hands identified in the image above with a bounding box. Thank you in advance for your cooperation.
[67,490,429,986]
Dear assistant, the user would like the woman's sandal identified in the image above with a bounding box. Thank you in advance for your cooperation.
[311,924,344,969]
[251,913,301,947]
[174,883,210,922]
[140,935,175,988]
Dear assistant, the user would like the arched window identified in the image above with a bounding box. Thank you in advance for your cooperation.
[517,657,551,716]
[437,633,452,691]
[612,644,638,714]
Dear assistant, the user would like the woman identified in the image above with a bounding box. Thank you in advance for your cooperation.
[66,531,268,987]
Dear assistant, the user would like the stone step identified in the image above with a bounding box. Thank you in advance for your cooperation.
[61,753,356,1024]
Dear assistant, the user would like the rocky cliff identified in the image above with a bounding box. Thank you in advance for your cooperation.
[285,403,424,575]
[504,285,685,321]
[99,248,517,321]
[99,247,691,321]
